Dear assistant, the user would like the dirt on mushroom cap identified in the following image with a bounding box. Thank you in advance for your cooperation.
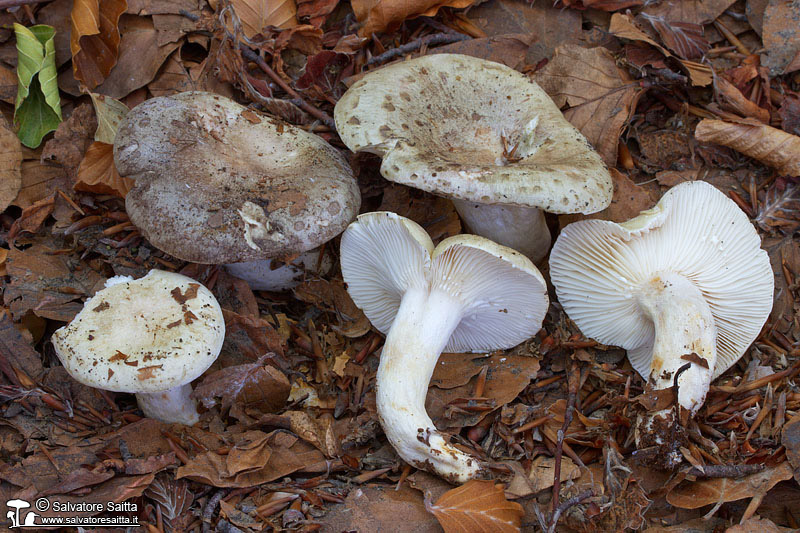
[51,270,225,394]
[334,54,612,215]
[114,92,360,264]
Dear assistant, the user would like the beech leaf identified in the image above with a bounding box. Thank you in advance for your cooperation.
[425,480,524,533]
[192,356,291,414]
[75,141,134,198]
[695,119,800,177]
[69,0,127,89]
[89,92,129,143]
[534,43,643,166]
[352,0,474,37]
[13,23,62,148]
[231,0,298,39]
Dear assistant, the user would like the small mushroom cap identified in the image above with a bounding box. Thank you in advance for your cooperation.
[549,180,774,379]
[52,270,225,393]
[115,92,360,263]
[334,54,612,214]
[341,212,548,352]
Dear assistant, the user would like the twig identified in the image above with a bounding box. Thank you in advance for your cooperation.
[239,47,335,128]
[552,360,580,515]
[202,489,228,533]
[366,33,470,67]
[686,463,765,478]
[548,489,593,533]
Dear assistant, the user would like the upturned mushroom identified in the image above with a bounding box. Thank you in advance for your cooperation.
[334,54,612,263]
[51,270,225,425]
[340,212,549,482]
[549,181,773,450]
[114,91,360,290]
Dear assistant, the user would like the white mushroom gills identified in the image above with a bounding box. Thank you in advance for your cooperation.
[550,181,774,420]
[341,212,548,482]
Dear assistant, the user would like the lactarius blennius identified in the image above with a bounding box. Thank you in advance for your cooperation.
[334,54,613,263]
[114,91,360,290]
[549,181,773,462]
[52,270,225,425]
[340,212,548,482]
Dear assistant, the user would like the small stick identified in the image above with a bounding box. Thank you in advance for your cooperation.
[713,20,750,55]
[202,490,228,533]
[552,360,580,515]
[239,47,335,128]
[366,33,470,67]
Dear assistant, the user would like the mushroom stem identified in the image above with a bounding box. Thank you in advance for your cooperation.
[377,286,483,483]
[136,384,199,426]
[451,200,551,263]
[636,272,717,413]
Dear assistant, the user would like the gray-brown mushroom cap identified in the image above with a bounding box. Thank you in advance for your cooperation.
[334,54,612,214]
[115,91,360,264]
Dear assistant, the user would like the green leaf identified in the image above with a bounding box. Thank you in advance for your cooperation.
[90,93,129,144]
[15,77,61,149]
[13,23,61,148]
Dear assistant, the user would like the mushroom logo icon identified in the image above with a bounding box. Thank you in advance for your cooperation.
[5,499,38,528]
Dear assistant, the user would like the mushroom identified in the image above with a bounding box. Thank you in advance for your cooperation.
[114,91,360,289]
[340,211,549,482]
[224,247,333,291]
[334,54,612,263]
[51,270,225,425]
[549,181,773,448]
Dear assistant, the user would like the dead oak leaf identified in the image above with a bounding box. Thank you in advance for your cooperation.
[70,0,127,89]
[534,44,643,167]
[695,119,800,177]
[666,462,793,521]
[75,141,134,198]
[352,0,474,37]
[425,480,524,533]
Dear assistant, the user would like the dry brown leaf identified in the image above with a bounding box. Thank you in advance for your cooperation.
[534,44,643,166]
[559,169,657,228]
[432,34,532,70]
[75,141,134,197]
[7,194,55,243]
[70,0,127,89]
[761,0,800,75]
[426,480,523,533]
[666,462,793,520]
[176,430,324,487]
[782,413,800,483]
[320,483,441,533]
[192,357,290,414]
[217,309,285,368]
[0,311,44,381]
[353,0,474,37]
[378,184,461,245]
[14,160,67,209]
[695,119,800,176]
[715,77,770,123]
[641,0,736,25]
[4,242,106,321]
[296,0,339,27]
[427,352,540,429]
[559,0,643,10]
[609,13,711,86]
[642,14,708,60]
[232,0,298,38]
[726,517,789,533]
[293,279,370,337]
[0,115,22,211]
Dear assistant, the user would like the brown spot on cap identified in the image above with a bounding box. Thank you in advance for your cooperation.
[171,283,200,304]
